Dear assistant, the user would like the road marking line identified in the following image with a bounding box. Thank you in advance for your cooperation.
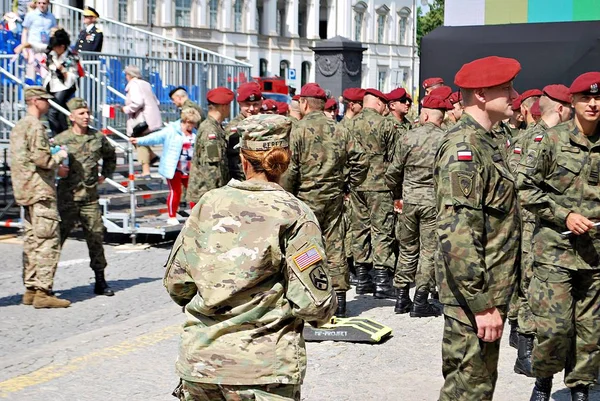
[57,258,91,268]
[0,324,180,397]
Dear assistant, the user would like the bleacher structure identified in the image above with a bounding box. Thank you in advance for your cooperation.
[0,1,252,242]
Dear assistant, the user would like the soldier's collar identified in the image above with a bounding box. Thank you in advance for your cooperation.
[227,179,285,192]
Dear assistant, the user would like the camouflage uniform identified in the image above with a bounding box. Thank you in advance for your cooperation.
[187,116,229,203]
[491,120,514,160]
[10,114,64,293]
[516,119,600,387]
[283,111,368,291]
[52,127,116,272]
[434,113,521,400]
[385,122,445,293]
[181,98,204,124]
[224,113,246,181]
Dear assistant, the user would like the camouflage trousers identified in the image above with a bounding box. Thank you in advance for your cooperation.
[517,217,536,335]
[22,200,61,292]
[349,190,395,272]
[393,203,436,292]
[529,263,600,387]
[343,196,352,260]
[175,380,300,401]
[440,305,506,401]
[58,200,107,272]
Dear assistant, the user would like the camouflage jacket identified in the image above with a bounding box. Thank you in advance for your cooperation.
[506,120,548,174]
[282,111,368,216]
[9,114,63,206]
[516,119,600,271]
[224,114,245,181]
[53,128,116,202]
[181,99,204,124]
[434,113,521,317]
[164,179,336,385]
[187,115,229,203]
[386,122,446,205]
[349,107,395,191]
[490,120,514,160]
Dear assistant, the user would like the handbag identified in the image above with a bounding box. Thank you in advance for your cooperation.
[131,121,149,138]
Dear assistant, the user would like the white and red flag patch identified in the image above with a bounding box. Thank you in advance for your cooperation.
[534,134,544,142]
[208,133,217,140]
[513,147,522,154]
[293,246,323,271]
[457,150,473,161]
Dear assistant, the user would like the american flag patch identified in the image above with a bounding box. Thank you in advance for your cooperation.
[513,147,522,154]
[208,133,217,140]
[293,246,323,271]
[534,134,544,142]
[457,150,473,161]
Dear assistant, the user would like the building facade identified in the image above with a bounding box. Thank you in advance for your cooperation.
[78,0,420,96]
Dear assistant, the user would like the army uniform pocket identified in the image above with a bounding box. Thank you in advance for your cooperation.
[488,161,515,214]
[206,141,222,164]
[32,201,60,239]
[547,152,584,193]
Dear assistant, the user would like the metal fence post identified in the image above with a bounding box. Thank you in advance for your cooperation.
[127,140,137,245]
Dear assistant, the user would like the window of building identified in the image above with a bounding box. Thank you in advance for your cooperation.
[209,0,219,29]
[277,7,286,36]
[301,61,311,87]
[175,0,192,27]
[149,0,156,25]
[298,10,306,37]
[234,0,243,31]
[118,0,127,23]
[279,60,290,79]
[257,5,264,34]
[353,2,367,42]
[378,69,387,91]
[398,7,411,45]
[260,58,268,77]
[376,6,389,44]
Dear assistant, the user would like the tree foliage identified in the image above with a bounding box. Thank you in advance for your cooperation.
[417,0,444,55]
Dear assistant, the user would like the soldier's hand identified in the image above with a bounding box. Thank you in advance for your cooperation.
[394,199,403,213]
[474,307,504,342]
[98,175,106,184]
[57,165,69,178]
[566,212,594,235]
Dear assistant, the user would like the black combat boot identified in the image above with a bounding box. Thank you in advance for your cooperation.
[571,385,589,401]
[373,270,395,299]
[348,258,358,286]
[430,289,439,301]
[529,377,552,401]
[514,334,534,377]
[94,270,115,296]
[355,264,375,295]
[394,285,412,314]
[509,320,519,349]
[335,292,346,318]
[410,288,441,318]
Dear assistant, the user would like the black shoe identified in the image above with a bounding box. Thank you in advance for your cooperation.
[571,385,589,401]
[150,155,160,166]
[94,271,115,296]
[509,320,519,349]
[410,289,441,318]
[529,377,552,401]
[394,285,412,314]
[373,269,395,299]
[355,264,375,295]
[514,334,534,377]
[349,272,358,286]
[430,289,439,301]
[335,292,346,318]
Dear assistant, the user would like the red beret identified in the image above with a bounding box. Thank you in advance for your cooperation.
[543,84,571,104]
[343,88,366,102]
[207,87,234,105]
[423,77,444,89]
[449,91,462,104]
[569,72,600,94]
[422,96,451,110]
[429,85,452,100]
[276,102,289,115]
[262,99,278,111]
[386,88,407,102]
[236,82,262,102]
[365,88,388,102]
[530,99,541,117]
[512,94,522,111]
[300,83,327,100]
[454,56,521,89]
[520,89,543,101]
[324,98,338,110]
[292,94,301,101]
[406,93,413,102]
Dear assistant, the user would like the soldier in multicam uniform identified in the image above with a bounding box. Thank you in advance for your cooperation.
[224,82,262,181]
[516,72,600,401]
[10,86,70,308]
[53,98,117,296]
[187,87,233,206]
[434,56,521,401]
[385,96,449,318]
[283,83,368,317]
[348,88,397,299]
[165,114,336,401]
[169,86,204,126]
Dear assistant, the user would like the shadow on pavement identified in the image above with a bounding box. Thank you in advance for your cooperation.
[346,295,395,316]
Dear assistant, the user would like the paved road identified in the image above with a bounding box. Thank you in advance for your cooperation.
[0,233,598,400]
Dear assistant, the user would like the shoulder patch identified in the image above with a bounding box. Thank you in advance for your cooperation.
[293,246,323,272]
[309,266,329,290]
[208,133,217,140]
[513,147,522,154]
[457,150,473,161]
[534,134,544,142]
[230,127,238,132]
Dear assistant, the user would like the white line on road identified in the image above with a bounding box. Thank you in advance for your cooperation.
[58,258,91,268]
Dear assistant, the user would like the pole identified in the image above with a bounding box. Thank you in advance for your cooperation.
[411,0,418,100]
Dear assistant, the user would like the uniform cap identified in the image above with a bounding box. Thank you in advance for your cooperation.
[429,85,452,100]
[291,94,301,101]
[276,101,289,115]
[83,6,100,18]
[169,86,187,98]
[206,87,234,105]
[235,114,291,151]
[236,82,262,102]
[299,83,327,100]
[449,91,462,104]
[530,99,541,117]
[67,97,89,111]
[422,95,451,110]
[454,56,521,89]
[261,99,278,111]
[569,72,600,94]
[543,84,571,104]
[324,98,338,110]
[365,88,388,102]
[386,88,407,102]
[24,86,53,101]
[343,88,366,102]
[422,77,444,89]
[511,94,522,111]
[520,89,543,101]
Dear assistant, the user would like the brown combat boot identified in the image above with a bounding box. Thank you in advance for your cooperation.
[22,288,36,305]
[33,290,71,309]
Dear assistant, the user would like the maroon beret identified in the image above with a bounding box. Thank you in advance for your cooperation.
[300,83,327,100]
[530,99,541,117]
[292,94,301,101]
[512,94,522,111]
[236,82,262,102]
[423,77,444,89]
[207,87,234,105]
[276,101,289,115]
[449,91,462,104]
[569,72,600,94]
[324,98,338,110]
[343,88,366,102]
[365,88,388,102]
[422,95,450,110]
[520,89,543,102]
[543,84,571,104]
[261,99,278,111]
[429,85,453,100]
[386,88,407,102]
[454,56,521,89]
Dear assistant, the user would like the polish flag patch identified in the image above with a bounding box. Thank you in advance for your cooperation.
[457,150,473,161]
[208,133,217,140]
[534,134,544,142]
[513,147,522,154]
[230,127,238,132]
[506,139,511,148]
